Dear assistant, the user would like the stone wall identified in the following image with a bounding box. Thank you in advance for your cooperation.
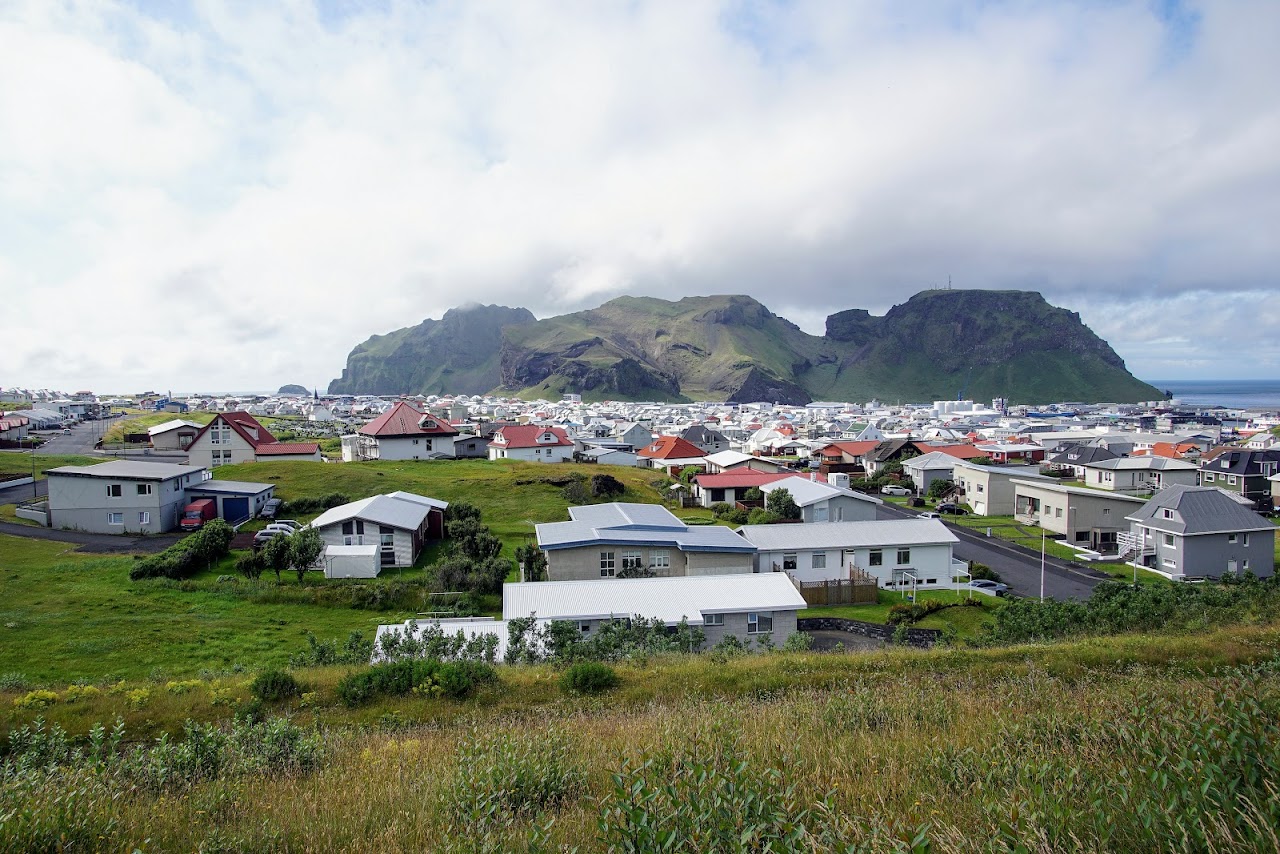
[798,616,942,649]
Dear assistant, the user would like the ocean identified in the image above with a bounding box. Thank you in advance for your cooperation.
[1147,379,1280,411]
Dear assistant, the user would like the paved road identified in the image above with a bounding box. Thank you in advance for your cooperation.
[0,520,181,553]
[877,503,1111,601]
[0,478,45,505]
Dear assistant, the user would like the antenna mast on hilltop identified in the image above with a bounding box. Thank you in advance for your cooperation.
[947,275,952,290]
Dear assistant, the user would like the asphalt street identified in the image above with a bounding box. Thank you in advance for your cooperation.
[877,502,1110,601]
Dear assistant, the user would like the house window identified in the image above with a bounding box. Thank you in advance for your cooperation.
[621,552,643,571]
[650,551,670,570]
[107,512,123,525]
[976,484,985,493]
[1162,508,1174,520]
[412,438,419,444]
[812,553,827,569]
[897,548,911,565]
[1243,534,1250,547]
[1103,508,1111,518]
[782,553,797,570]
[705,613,724,626]
[342,521,354,536]
[136,483,152,495]
[1055,508,1063,518]
[1203,473,1215,483]
[1228,533,1238,544]
[747,612,773,634]
[1163,559,1177,569]
[380,526,394,548]
[107,484,122,498]
[138,512,150,525]
[869,550,883,566]
[1227,475,1237,485]
[1243,559,1250,571]
[1163,534,1175,548]
[600,551,615,576]
[578,621,592,634]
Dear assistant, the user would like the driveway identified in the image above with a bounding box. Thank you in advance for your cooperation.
[0,478,44,505]
[877,503,1111,601]
[0,521,181,554]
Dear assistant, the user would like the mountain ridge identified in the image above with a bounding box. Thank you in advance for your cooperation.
[328,290,1161,404]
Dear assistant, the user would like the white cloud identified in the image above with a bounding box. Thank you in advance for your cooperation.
[2,0,1278,392]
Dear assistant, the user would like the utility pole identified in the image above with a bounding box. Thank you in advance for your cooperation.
[1040,528,1046,601]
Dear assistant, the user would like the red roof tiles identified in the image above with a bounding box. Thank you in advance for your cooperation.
[491,425,572,448]
[256,442,320,456]
[638,436,706,460]
[359,401,460,438]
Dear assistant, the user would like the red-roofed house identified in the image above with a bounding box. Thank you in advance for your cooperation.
[187,412,321,467]
[488,425,574,462]
[341,401,461,462]
[818,441,879,466]
[637,435,707,474]
[692,471,791,507]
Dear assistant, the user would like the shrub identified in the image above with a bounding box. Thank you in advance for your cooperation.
[783,632,814,652]
[561,480,590,504]
[336,659,496,707]
[13,689,59,710]
[969,562,1003,583]
[251,670,301,703]
[0,672,30,691]
[746,507,780,525]
[590,473,625,498]
[709,502,733,518]
[451,729,586,823]
[235,551,264,581]
[130,519,234,581]
[62,684,101,703]
[560,661,619,695]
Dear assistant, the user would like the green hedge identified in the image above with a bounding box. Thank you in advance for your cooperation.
[129,519,234,581]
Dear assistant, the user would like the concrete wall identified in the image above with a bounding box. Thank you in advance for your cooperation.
[1014,483,1141,544]
[684,551,754,576]
[955,468,1022,516]
[48,472,187,534]
[151,427,197,451]
[374,435,457,461]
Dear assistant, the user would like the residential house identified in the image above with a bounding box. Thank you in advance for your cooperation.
[488,425,574,462]
[703,450,789,474]
[636,435,706,474]
[681,424,731,454]
[147,419,202,451]
[1081,457,1199,494]
[1010,478,1146,554]
[341,401,460,461]
[1045,444,1120,479]
[758,475,881,523]
[951,462,1052,516]
[535,502,757,581]
[578,446,640,467]
[186,412,321,467]
[46,460,212,534]
[1124,485,1275,580]
[975,443,1047,465]
[692,470,791,508]
[901,451,960,496]
[737,519,963,590]
[1198,448,1280,508]
[309,491,448,569]
[614,422,653,451]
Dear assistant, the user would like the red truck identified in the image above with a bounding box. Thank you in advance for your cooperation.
[179,499,218,531]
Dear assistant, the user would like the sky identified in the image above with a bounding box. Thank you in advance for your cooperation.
[2,0,1278,394]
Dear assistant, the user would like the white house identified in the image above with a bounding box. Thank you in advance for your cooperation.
[309,491,448,569]
[341,401,459,462]
[738,518,964,590]
[1080,457,1200,494]
[488,425,574,462]
[186,412,321,467]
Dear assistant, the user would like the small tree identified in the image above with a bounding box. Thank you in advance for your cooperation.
[289,526,324,583]
[742,486,764,502]
[678,465,700,485]
[928,479,954,500]
[261,534,292,582]
[765,487,801,521]
[515,542,547,582]
[590,473,625,499]
[235,551,264,582]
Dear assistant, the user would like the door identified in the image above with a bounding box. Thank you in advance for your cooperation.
[222,497,249,522]
[379,526,396,566]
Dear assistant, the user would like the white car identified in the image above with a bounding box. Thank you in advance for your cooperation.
[917,511,941,519]
[881,485,911,496]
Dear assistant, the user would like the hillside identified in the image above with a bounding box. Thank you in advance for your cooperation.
[328,304,535,396]
[328,290,1161,404]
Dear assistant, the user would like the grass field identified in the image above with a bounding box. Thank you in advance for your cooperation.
[0,451,99,480]
[4,623,1280,851]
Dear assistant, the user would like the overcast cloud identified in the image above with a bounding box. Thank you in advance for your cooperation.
[2,0,1278,393]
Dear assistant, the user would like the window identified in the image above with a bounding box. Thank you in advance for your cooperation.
[578,621,592,634]
[1228,533,1238,544]
[812,552,827,569]
[1162,508,1174,520]
[650,551,670,570]
[1163,534,1175,548]
[705,613,724,626]
[747,612,772,634]
[1243,559,1251,571]
[1163,559,1177,569]
[782,553,798,570]
[1221,459,1230,468]
[138,512,150,525]
[1103,508,1111,518]
[380,526,394,548]
[1055,508,1063,518]
[106,484,122,498]
[107,512,123,525]
[599,551,615,577]
[1243,534,1250,547]
[1227,475,1237,485]
[136,483,152,495]
[976,484,985,493]
[1203,473,1215,483]
[342,521,354,536]
[868,550,883,566]
[897,548,911,565]
[621,551,643,571]
[412,438,419,444]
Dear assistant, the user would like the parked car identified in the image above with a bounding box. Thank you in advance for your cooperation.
[260,522,299,537]
[917,511,941,519]
[260,498,283,520]
[881,485,911,496]
[968,579,1009,596]
[936,503,967,515]
[252,529,283,548]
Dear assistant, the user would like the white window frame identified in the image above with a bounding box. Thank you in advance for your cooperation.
[1162,508,1174,520]
[620,551,644,571]
[782,553,798,570]
[1228,533,1238,544]
[811,552,827,570]
[650,550,670,571]
[106,512,123,525]
[1243,534,1250,547]
[1163,533,1175,548]
[106,484,122,498]
[138,511,150,525]
[1227,475,1237,485]
[868,549,883,566]
[897,548,911,565]
[747,612,773,634]
[136,483,153,495]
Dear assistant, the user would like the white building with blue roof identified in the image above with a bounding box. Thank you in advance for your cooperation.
[536,502,757,581]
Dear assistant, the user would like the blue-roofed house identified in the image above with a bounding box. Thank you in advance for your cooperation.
[535,502,757,581]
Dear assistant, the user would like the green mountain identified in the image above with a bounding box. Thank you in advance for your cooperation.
[328,304,536,396]
[328,290,1161,404]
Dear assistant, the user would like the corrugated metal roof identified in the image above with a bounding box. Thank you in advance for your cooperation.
[568,503,682,528]
[311,493,436,531]
[759,476,882,507]
[502,573,806,623]
[1124,485,1274,535]
[256,442,320,455]
[1008,478,1145,503]
[188,479,274,495]
[48,460,206,481]
[738,519,958,551]
[386,491,449,510]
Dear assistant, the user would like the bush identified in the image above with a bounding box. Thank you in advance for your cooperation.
[251,670,301,703]
[560,661,619,695]
[335,659,496,707]
[709,502,733,518]
[561,480,590,504]
[969,562,1003,583]
[590,473,625,498]
[280,493,349,516]
[130,519,234,581]
[746,507,780,525]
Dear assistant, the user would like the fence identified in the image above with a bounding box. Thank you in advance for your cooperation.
[788,566,878,606]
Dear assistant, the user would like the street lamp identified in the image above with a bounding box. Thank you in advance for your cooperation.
[28,434,37,499]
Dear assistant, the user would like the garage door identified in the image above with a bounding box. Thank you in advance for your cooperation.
[222,497,250,523]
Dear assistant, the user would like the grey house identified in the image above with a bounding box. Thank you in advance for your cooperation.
[1124,485,1275,580]
[46,461,212,534]
[310,492,448,569]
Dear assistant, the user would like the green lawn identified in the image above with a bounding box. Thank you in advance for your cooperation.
[0,451,100,480]
[800,588,1004,641]
[102,409,216,443]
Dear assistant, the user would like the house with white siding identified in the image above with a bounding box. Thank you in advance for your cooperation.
[309,491,448,569]
[186,412,321,467]
[340,401,460,462]
[488,425,574,462]
[758,475,881,523]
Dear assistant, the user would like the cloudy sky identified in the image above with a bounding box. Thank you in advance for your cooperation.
[3,0,1278,394]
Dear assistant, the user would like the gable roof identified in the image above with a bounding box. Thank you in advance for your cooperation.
[738,518,958,551]
[359,401,460,437]
[638,435,706,460]
[1124,484,1274,536]
[492,425,573,448]
[759,475,883,507]
[191,411,276,448]
[311,492,444,531]
[930,444,991,460]
[694,471,793,490]
[255,442,320,456]
[537,502,754,553]
[819,440,879,459]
